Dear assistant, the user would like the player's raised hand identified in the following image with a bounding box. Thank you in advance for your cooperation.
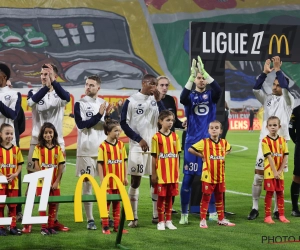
[263,59,274,74]
[153,89,163,102]
[99,102,107,115]
[139,139,149,152]
[105,103,113,115]
[45,64,55,82]
[272,56,282,72]
[188,58,197,82]
[197,55,209,79]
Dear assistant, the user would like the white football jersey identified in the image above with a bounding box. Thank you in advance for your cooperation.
[27,88,67,146]
[125,92,159,151]
[253,88,294,140]
[0,86,21,145]
[75,96,107,157]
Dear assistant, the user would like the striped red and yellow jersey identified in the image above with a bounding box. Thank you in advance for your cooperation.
[97,140,127,189]
[32,145,65,188]
[151,131,181,184]
[192,138,231,184]
[0,145,24,189]
[262,135,288,180]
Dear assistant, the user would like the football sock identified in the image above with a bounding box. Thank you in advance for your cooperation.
[83,181,94,221]
[252,174,263,210]
[215,192,224,221]
[277,191,284,216]
[291,181,300,211]
[165,196,172,221]
[157,196,165,222]
[48,203,56,228]
[264,191,273,217]
[208,192,216,214]
[128,186,139,219]
[180,174,194,214]
[200,194,210,220]
[8,206,17,228]
[151,186,158,218]
[113,201,120,228]
[55,203,59,221]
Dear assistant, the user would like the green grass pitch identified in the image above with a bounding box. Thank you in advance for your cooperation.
[1,130,299,249]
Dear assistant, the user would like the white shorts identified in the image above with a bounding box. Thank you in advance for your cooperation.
[27,144,67,173]
[128,151,151,176]
[255,140,288,172]
[76,156,98,177]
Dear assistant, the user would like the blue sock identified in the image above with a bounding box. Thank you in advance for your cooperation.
[208,192,216,213]
[180,174,194,214]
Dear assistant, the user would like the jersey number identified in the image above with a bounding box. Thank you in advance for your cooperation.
[189,163,198,172]
[86,166,91,174]
[194,104,209,116]
[137,164,144,173]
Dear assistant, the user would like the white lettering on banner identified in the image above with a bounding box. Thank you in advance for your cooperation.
[0,175,12,225]
[22,168,54,224]
[202,31,264,55]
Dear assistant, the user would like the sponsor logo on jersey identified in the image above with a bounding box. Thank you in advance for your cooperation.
[158,152,178,159]
[38,100,45,105]
[80,169,85,175]
[41,163,58,168]
[0,163,16,168]
[86,111,93,117]
[209,155,225,160]
[54,93,58,98]
[4,95,11,101]
[202,94,208,100]
[271,152,282,157]
[131,167,136,172]
[107,159,122,164]
[151,100,156,106]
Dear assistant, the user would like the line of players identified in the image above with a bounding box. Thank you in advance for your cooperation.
[1,54,300,235]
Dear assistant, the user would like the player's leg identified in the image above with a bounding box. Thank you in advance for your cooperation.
[165,183,178,230]
[179,174,194,224]
[208,193,217,221]
[76,156,97,230]
[102,201,111,234]
[248,141,264,220]
[291,144,300,216]
[157,186,166,231]
[35,187,50,235]
[199,182,211,229]
[22,144,36,233]
[112,200,128,234]
[264,179,275,224]
[8,189,22,235]
[127,151,146,227]
[0,188,8,236]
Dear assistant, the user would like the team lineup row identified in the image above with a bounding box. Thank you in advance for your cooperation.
[0,55,299,236]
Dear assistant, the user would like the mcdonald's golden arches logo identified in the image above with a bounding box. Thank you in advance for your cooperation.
[268,35,289,55]
[74,173,133,222]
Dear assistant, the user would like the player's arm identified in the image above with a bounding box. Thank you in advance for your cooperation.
[266,154,279,179]
[124,160,128,186]
[289,109,297,144]
[52,162,64,190]
[27,87,49,106]
[210,80,222,103]
[97,162,104,183]
[120,99,143,142]
[275,70,294,107]
[0,92,21,120]
[6,164,22,182]
[74,102,104,129]
[252,73,268,105]
[168,96,184,129]
[151,154,158,185]
[188,146,204,159]
[277,154,288,176]
[51,80,70,102]
[33,159,40,172]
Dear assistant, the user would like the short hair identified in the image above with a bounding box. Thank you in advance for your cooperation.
[42,64,58,75]
[87,75,101,85]
[209,120,223,130]
[142,74,156,82]
[157,110,174,129]
[267,116,281,125]
[0,63,11,79]
[157,75,170,84]
[103,118,120,135]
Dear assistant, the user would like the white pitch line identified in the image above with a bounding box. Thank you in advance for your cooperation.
[230,144,248,153]
[66,161,293,204]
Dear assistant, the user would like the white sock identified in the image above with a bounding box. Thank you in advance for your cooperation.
[252,174,263,210]
[128,186,139,219]
[83,181,94,221]
[151,186,158,218]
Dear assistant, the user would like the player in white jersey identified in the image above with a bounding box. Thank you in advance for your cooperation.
[23,63,70,233]
[120,74,165,227]
[0,63,21,146]
[248,56,294,220]
[74,75,112,230]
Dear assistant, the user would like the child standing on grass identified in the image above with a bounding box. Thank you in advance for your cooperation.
[188,120,234,229]
[32,122,65,235]
[0,123,23,236]
[98,119,128,235]
[262,116,290,224]
[151,110,181,231]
